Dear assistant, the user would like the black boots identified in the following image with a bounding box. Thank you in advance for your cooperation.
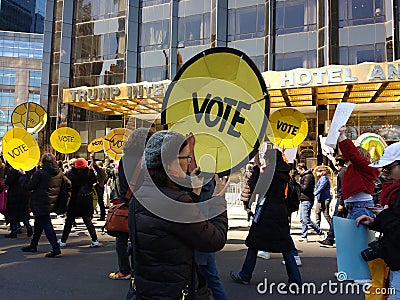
[4,231,17,238]
[45,248,61,258]
[21,245,37,252]
[26,225,33,237]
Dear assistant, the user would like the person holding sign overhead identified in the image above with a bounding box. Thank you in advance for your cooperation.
[337,125,380,220]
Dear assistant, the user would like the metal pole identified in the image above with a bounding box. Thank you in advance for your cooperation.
[24,101,30,130]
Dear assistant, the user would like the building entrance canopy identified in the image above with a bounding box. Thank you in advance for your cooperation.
[63,62,400,115]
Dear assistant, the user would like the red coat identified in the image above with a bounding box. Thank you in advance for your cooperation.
[339,139,379,201]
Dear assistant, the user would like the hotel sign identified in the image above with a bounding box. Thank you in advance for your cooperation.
[63,80,171,103]
[262,62,400,89]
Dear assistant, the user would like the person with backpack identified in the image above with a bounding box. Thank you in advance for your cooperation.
[58,158,99,248]
[19,153,63,257]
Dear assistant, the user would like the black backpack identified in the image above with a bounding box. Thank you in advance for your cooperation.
[286,179,301,213]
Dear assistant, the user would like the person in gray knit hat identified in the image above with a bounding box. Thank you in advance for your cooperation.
[143,130,186,170]
[131,129,230,299]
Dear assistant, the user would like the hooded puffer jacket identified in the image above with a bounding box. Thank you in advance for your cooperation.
[133,174,228,300]
[21,161,63,216]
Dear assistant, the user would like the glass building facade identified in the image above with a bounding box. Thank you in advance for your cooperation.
[44,0,400,159]
[0,32,43,138]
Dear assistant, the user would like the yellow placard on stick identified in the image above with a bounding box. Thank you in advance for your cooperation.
[11,102,47,134]
[87,137,104,153]
[103,128,130,161]
[266,108,308,148]
[161,47,270,176]
[50,127,82,154]
[2,128,40,171]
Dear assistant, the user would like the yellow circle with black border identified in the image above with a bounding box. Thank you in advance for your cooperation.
[2,128,40,171]
[266,108,308,148]
[11,102,47,134]
[103,128,131,161]
[161,47,270,176]
[50,127,82,154]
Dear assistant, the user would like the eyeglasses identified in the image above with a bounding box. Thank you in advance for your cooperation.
[178,155,192,163]
[383,162,400,172]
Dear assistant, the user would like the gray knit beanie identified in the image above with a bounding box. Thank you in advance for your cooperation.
[143,130,186,169]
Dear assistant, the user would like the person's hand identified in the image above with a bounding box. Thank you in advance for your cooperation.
[337,125,348,142]
[18,168,25,175]
[356,215,375,227]
[338,205,343,212]
[190,167,204,196]
[212,175,230,197]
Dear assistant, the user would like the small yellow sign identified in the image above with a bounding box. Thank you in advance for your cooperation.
[11,102,47,134]
[266,108,308,148]
[103,128,130,161]
[50,127,82,154]
[87,138,104,153]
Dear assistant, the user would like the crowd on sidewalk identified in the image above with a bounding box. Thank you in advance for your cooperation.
[1,124,400,299]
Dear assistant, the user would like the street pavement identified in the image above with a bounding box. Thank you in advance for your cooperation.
[0,205,365,300]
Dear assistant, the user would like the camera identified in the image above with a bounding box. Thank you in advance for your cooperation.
[361,240,385,262]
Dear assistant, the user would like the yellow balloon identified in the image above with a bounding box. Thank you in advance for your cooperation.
[266,108,308,148]
[2,128,40,171]
[103,128,130,161]
[161,47,270,176]
[12,102,47,134]
[87,138,104,153]
[50,127,81,154]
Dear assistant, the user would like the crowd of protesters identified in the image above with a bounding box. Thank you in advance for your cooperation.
[1,123,400,300]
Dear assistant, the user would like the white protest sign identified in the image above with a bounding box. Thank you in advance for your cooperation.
[273,145,298,163]
[325,103,356,148]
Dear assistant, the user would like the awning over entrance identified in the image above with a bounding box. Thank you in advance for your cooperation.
[62,62,400,115]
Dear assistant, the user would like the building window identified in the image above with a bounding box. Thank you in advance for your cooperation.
[28,93,40,103]
[29,71,42,87]
[275,0,317,35]
[228,4,265,40]
[274,50,317,71]
[339,0,384,26]
[339,43,385,64]
[0,90,14,107]
[178,13,210,47]
[0,69,16,86]
[140,20,170,51]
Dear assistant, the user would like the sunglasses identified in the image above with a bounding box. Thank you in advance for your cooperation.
[383,162,400,172]
[178,155,192,163]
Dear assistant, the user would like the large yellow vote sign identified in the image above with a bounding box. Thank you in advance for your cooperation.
[267,108,308,148]
[11,102,47,134]
[50,127,82,154]
[162,47,270,176]
[2,128,40,171]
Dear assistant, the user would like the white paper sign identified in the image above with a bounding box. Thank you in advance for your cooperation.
[273,145,298,163]
[325,103,356,147]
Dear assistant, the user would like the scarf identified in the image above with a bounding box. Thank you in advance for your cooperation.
[380,180,400,207]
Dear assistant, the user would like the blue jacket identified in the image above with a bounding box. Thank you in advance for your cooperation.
[314,175,331,202]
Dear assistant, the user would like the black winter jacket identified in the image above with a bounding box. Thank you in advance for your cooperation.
[299,169,315,201]
[4,166,31,223]
[133,175,228,300]
[21,162,63,216]
[245,151,292,253]
[65,167,97,217]
[369,205,400,271]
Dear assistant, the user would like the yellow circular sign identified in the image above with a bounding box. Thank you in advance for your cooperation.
[87,138,104,153]
[161,47,269,176]
[103,128,130,161]
[266,108,308,148]
[50,127,82,154]
[12,102,47,134]
[2,128,40,171]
